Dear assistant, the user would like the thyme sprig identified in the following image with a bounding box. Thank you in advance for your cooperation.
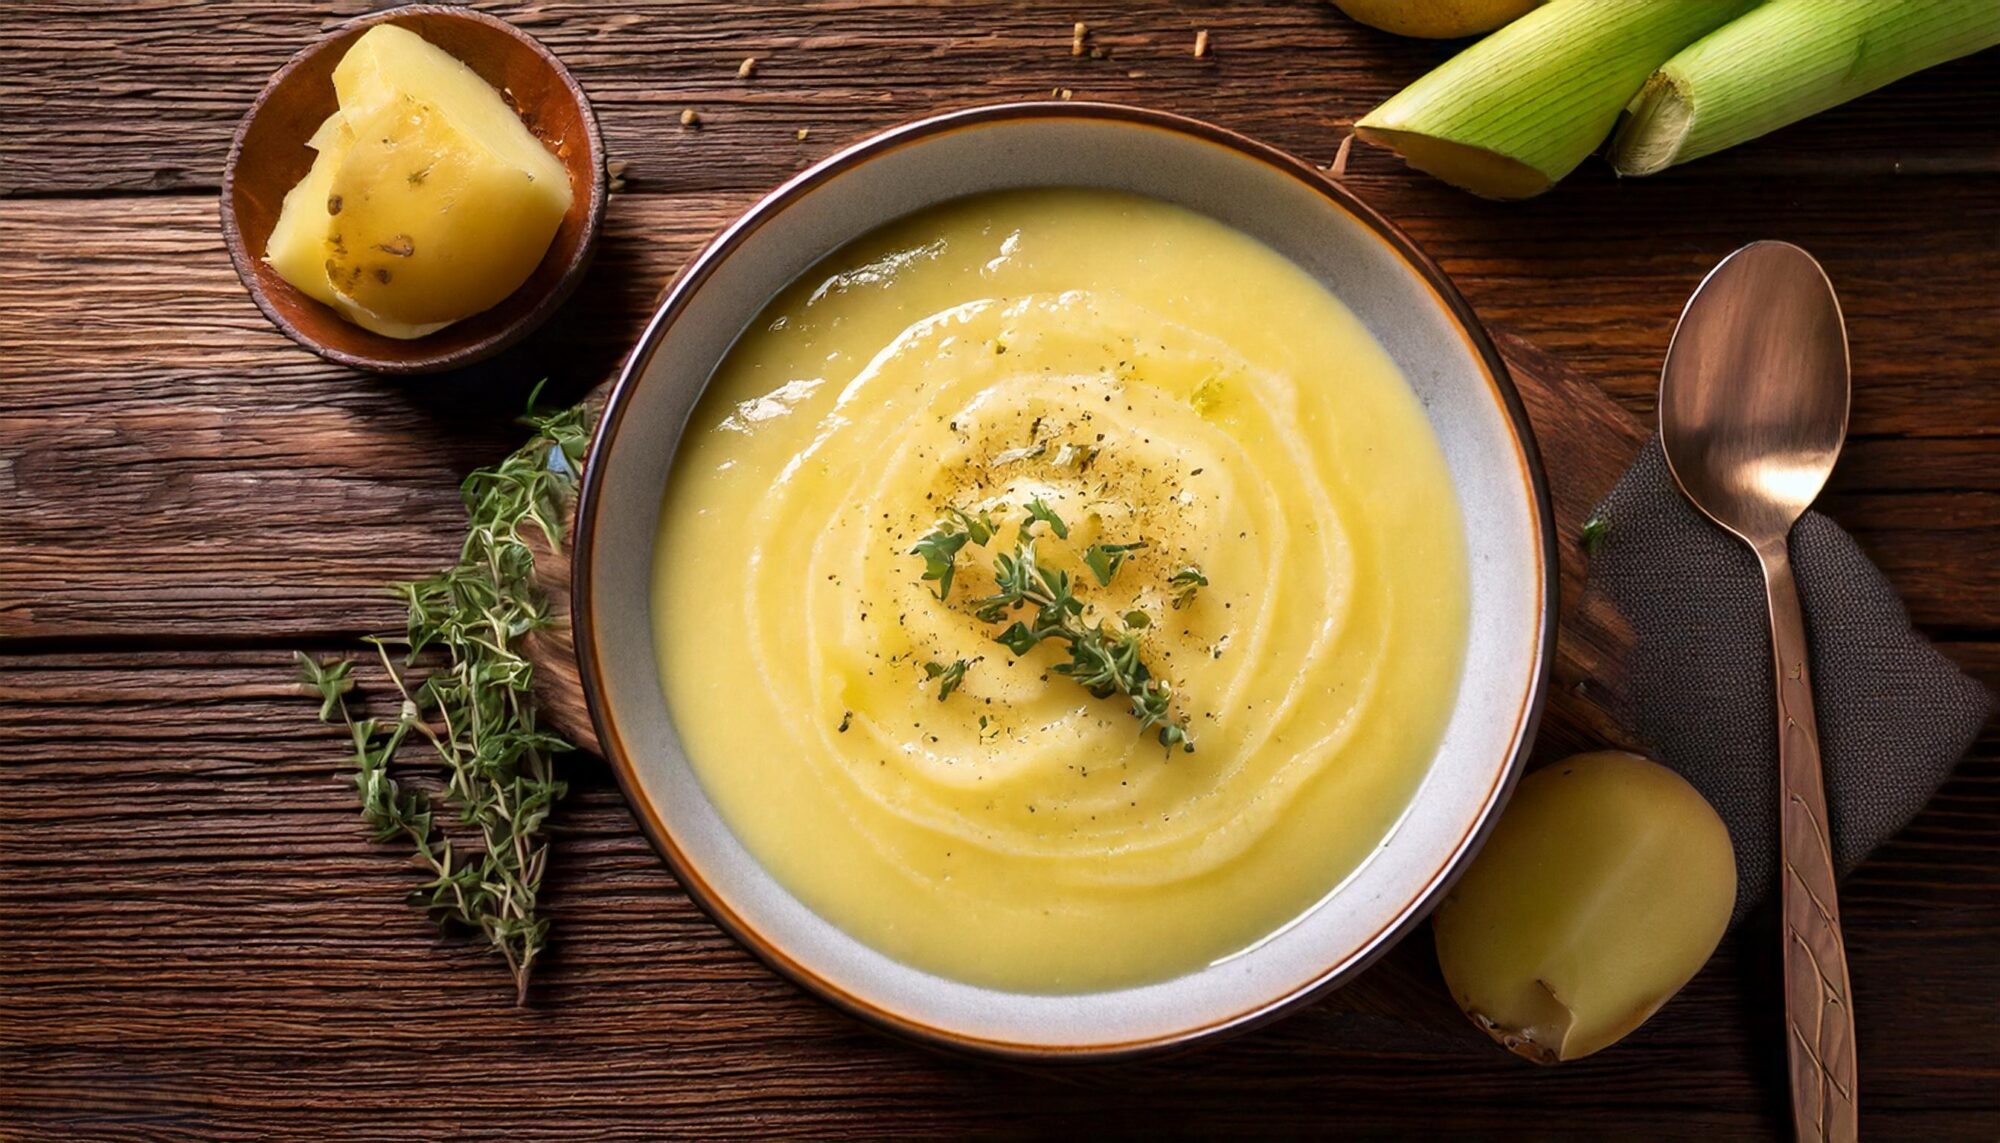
[908,500,1188,753]
[295,388,586,1004]
[1168,565,1209,609]
[1020,496,1069,540]
[910,526,971,601]
[1082,541,1147,587]
[924,658,971,701]
[968,532,1193,753]
[909,508,997,601]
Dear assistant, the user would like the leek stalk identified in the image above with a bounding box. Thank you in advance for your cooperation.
[1612,0,2000,176]
[1355,0,1753,199]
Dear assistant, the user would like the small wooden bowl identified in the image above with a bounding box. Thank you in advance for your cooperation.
[220,5,607,375]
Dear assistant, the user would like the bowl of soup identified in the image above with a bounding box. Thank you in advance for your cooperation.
[574,103,1553,1058]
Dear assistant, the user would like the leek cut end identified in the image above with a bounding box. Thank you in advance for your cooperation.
[1354,125,1553,201]
[1611,73,1693,177]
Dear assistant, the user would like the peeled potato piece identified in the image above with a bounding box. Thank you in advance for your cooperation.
[1433,751,1736,1064]
[332,24,569,194]
[259,24,572,339]
[263,111,353,307]
[325,98,567,337]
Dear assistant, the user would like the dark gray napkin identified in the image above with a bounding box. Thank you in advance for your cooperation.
[1586,438,1992,923]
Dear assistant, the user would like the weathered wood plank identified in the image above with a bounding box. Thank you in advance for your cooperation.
[2,652,1995,1138]
[6,189,1998,640]
[0,192,728,639]
[5,2,1996,1136]
[2,0,1997,197]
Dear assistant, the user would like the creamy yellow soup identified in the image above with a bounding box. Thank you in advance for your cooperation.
[653,189,1468,992]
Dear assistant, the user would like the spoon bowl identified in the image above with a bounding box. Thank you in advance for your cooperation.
[1659,241,1850,544]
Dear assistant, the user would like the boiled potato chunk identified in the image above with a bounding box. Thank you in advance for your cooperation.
[263,112,353,307]
[1433,751,1735,1064]
[261,24,572,339]
[1331,0,1543,38]
[324,97,567,336]
[332,24,568,195]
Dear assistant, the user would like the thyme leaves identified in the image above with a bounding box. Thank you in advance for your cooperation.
[294,390,585,1004]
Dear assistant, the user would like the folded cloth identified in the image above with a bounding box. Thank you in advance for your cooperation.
[1586,439,1993,924]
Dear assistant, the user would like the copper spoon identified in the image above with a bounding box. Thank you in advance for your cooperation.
[1659,241,1857,1142]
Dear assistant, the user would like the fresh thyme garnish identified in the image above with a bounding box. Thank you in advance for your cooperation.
[910,528,969,600]
[946,506,998,545]
[924,658,971,701]
[1168,565,1209,609]
[1020,496,1069,539]
[1082,541,1147,586]
[293,386,585,1004]
[971,538,1072,626]
[906,497,1194,749]
[947,506,1193,753]
[909,507,1001,601]
[1052,441,1100,471]
[1579,515,1609,556]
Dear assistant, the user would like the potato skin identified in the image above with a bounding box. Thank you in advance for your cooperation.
[1432,751,1735,1063]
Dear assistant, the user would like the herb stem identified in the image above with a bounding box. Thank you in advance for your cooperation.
[948,503,1195,753]
[293,390,586,1004]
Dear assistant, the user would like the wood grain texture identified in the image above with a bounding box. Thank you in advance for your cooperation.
[4,0,1998,198]
[3,653,1996,1139]
[3,0,1997,1136]
[0,192,727,639]
[4,0,1999,416]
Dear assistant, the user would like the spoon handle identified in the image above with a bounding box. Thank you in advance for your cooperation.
[1757,540,1859,1143]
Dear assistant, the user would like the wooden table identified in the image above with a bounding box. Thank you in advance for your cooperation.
[4,3,1996,1137]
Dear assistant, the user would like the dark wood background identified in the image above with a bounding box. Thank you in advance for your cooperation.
[3,2,1996,1137]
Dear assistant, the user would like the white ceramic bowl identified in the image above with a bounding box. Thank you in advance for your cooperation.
[574,103,1554,1060]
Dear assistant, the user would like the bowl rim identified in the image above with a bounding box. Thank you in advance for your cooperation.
[217,2,609,376]
[573,100,1556,1061]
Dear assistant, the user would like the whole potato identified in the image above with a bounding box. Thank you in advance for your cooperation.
[1331,0,1542,38]
[1433,751,1736,1063]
